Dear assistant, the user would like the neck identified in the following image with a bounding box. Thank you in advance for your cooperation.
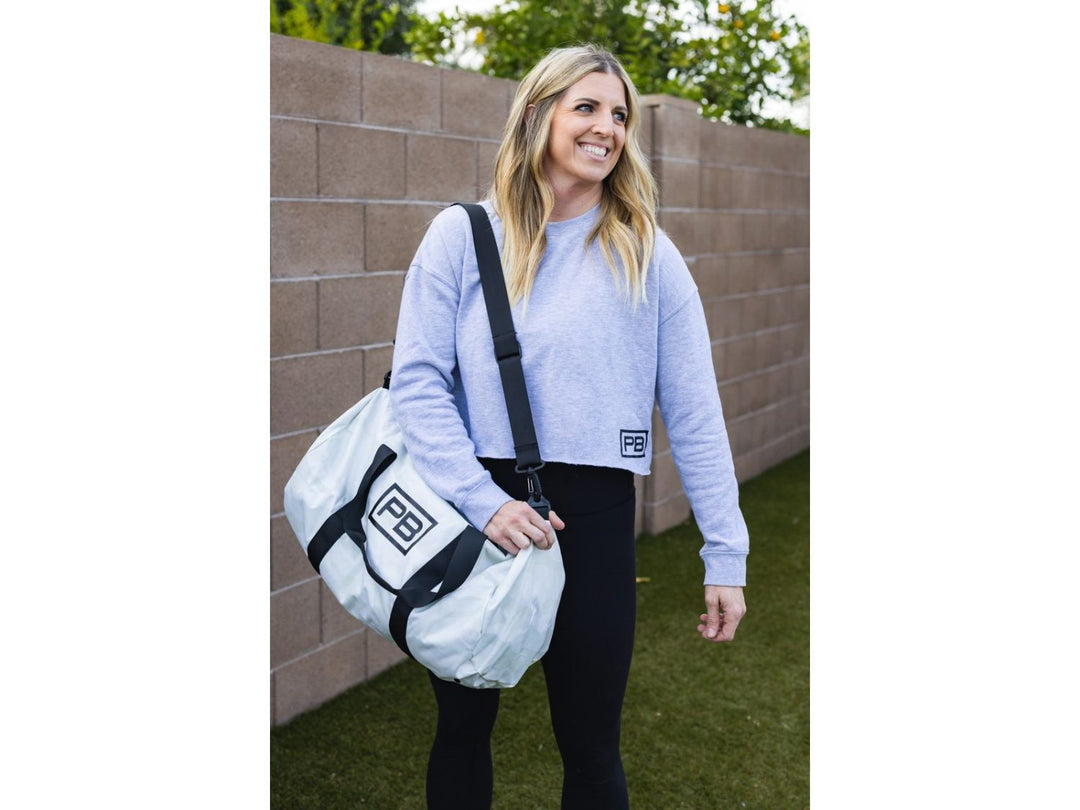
[548,183,602,222]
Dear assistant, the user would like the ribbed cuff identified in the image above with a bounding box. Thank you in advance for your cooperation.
[458,477,515,535]
[701,551,747,587]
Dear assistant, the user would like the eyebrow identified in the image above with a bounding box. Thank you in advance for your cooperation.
[572,96,629,114]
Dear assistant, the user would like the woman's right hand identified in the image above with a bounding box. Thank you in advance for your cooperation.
[483,501,565,555]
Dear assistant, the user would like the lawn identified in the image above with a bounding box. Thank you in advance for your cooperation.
[271,449,809,809]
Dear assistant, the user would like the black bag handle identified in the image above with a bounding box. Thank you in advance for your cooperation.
[453,202,550,519]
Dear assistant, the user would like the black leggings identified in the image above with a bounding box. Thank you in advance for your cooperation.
[426,459,637,810]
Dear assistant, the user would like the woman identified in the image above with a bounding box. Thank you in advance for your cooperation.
[389,44,749,810]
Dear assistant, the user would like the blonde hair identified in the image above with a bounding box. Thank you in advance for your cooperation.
[489,44,658,306]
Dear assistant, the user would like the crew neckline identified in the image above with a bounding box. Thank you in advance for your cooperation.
[546,202,601,229]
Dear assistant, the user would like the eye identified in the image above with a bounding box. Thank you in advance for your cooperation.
[613,110,628,124]
[575,103,594,113]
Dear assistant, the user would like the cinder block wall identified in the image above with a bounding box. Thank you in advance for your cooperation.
[640,94,810,533]
[270,35,809,725]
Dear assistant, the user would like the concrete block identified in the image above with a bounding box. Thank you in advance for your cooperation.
[733,448,764,484]
[766,365,792,403]
[791,357,810,393]
[742,212,772,251]
[711,123,758,167]
[649,451,683,502]
[321,580,364,643]
[708,297,741,339]
[691,212,719,257]
[271,34,363,123]
[719,381,739,418]
[794,321,809,359]
[700,165,734,210]
[271,515,315,591]
[711,340,727,381]
[782,250,810,287]
[691,255,728,300]
[794,213,810,248]
[365,204,443,271]
[753,409,771,446]
[645,491,690,536]
[727,255,758,295]
[794,137,810,174]
[642,95,700,160]
[318,274,403,350]
[755,329,783,371]
[270,430,318,514]
[270,349,366,435]
[318,124,406,199]
[651,406,670,454]
[442,69,513,139]
[778,324,799,363]
[747,253,773,292]
[270,201,365,278]
[699,117,740,165]
[638,104,655,158]
[406,134,477,202]
[741,293,770,334]
[658,210,697,257]
[792,286,810,322]
[364,345,396,393]
[477,141,499,199]
[727,335,757,379]
[753,128,787,171]
[780,172,803,210]
[271,280,318,357]
[757,171,779,210]
[741,374,768,413]
[367,631,408,679]
[657,159,700,209]
[765,290,794,328]
[270,580,321,668]
[731,168,763,210]
[273,632,367,726]
[793,174,810,209]
[271,118,317,198]
[767,213,792,248]
[711,213,742,253]
[362,52,441,130]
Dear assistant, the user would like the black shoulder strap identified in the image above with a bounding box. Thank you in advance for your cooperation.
[454,202,550,518]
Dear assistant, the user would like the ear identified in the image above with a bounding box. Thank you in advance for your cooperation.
[524,104,536,124]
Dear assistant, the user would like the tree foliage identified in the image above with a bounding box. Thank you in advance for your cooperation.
[271,0,416,54]
[407,0,809,133]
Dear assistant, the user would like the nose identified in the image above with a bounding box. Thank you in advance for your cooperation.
[592,114,614,137]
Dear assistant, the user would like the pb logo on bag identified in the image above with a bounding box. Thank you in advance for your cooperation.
[369,483,438,554]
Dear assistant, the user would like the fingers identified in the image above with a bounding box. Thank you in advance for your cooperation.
[548,509,566,532]
[483,500,563,554]
[702,596,722,641]
[697,586,747,643]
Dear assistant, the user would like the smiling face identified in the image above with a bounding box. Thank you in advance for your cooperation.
[542,71,628,204]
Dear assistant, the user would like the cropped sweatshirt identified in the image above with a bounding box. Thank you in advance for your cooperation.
[389,201,749,586]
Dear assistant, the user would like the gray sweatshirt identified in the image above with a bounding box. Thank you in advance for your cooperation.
[389,201,749,586]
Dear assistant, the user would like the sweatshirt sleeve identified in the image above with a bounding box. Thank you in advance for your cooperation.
[388,207,514,532]
[654,237,750,586]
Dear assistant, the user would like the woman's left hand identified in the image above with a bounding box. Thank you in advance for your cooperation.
[697,585,746,643]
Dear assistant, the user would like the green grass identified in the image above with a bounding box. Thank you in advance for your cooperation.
[271,449,809,809]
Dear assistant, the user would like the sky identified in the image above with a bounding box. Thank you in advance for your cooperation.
[413,0,811,127]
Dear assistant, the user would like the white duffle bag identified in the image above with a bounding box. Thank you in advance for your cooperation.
[283,383,565,689]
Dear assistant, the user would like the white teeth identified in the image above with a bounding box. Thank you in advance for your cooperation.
[581,144,608,157]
